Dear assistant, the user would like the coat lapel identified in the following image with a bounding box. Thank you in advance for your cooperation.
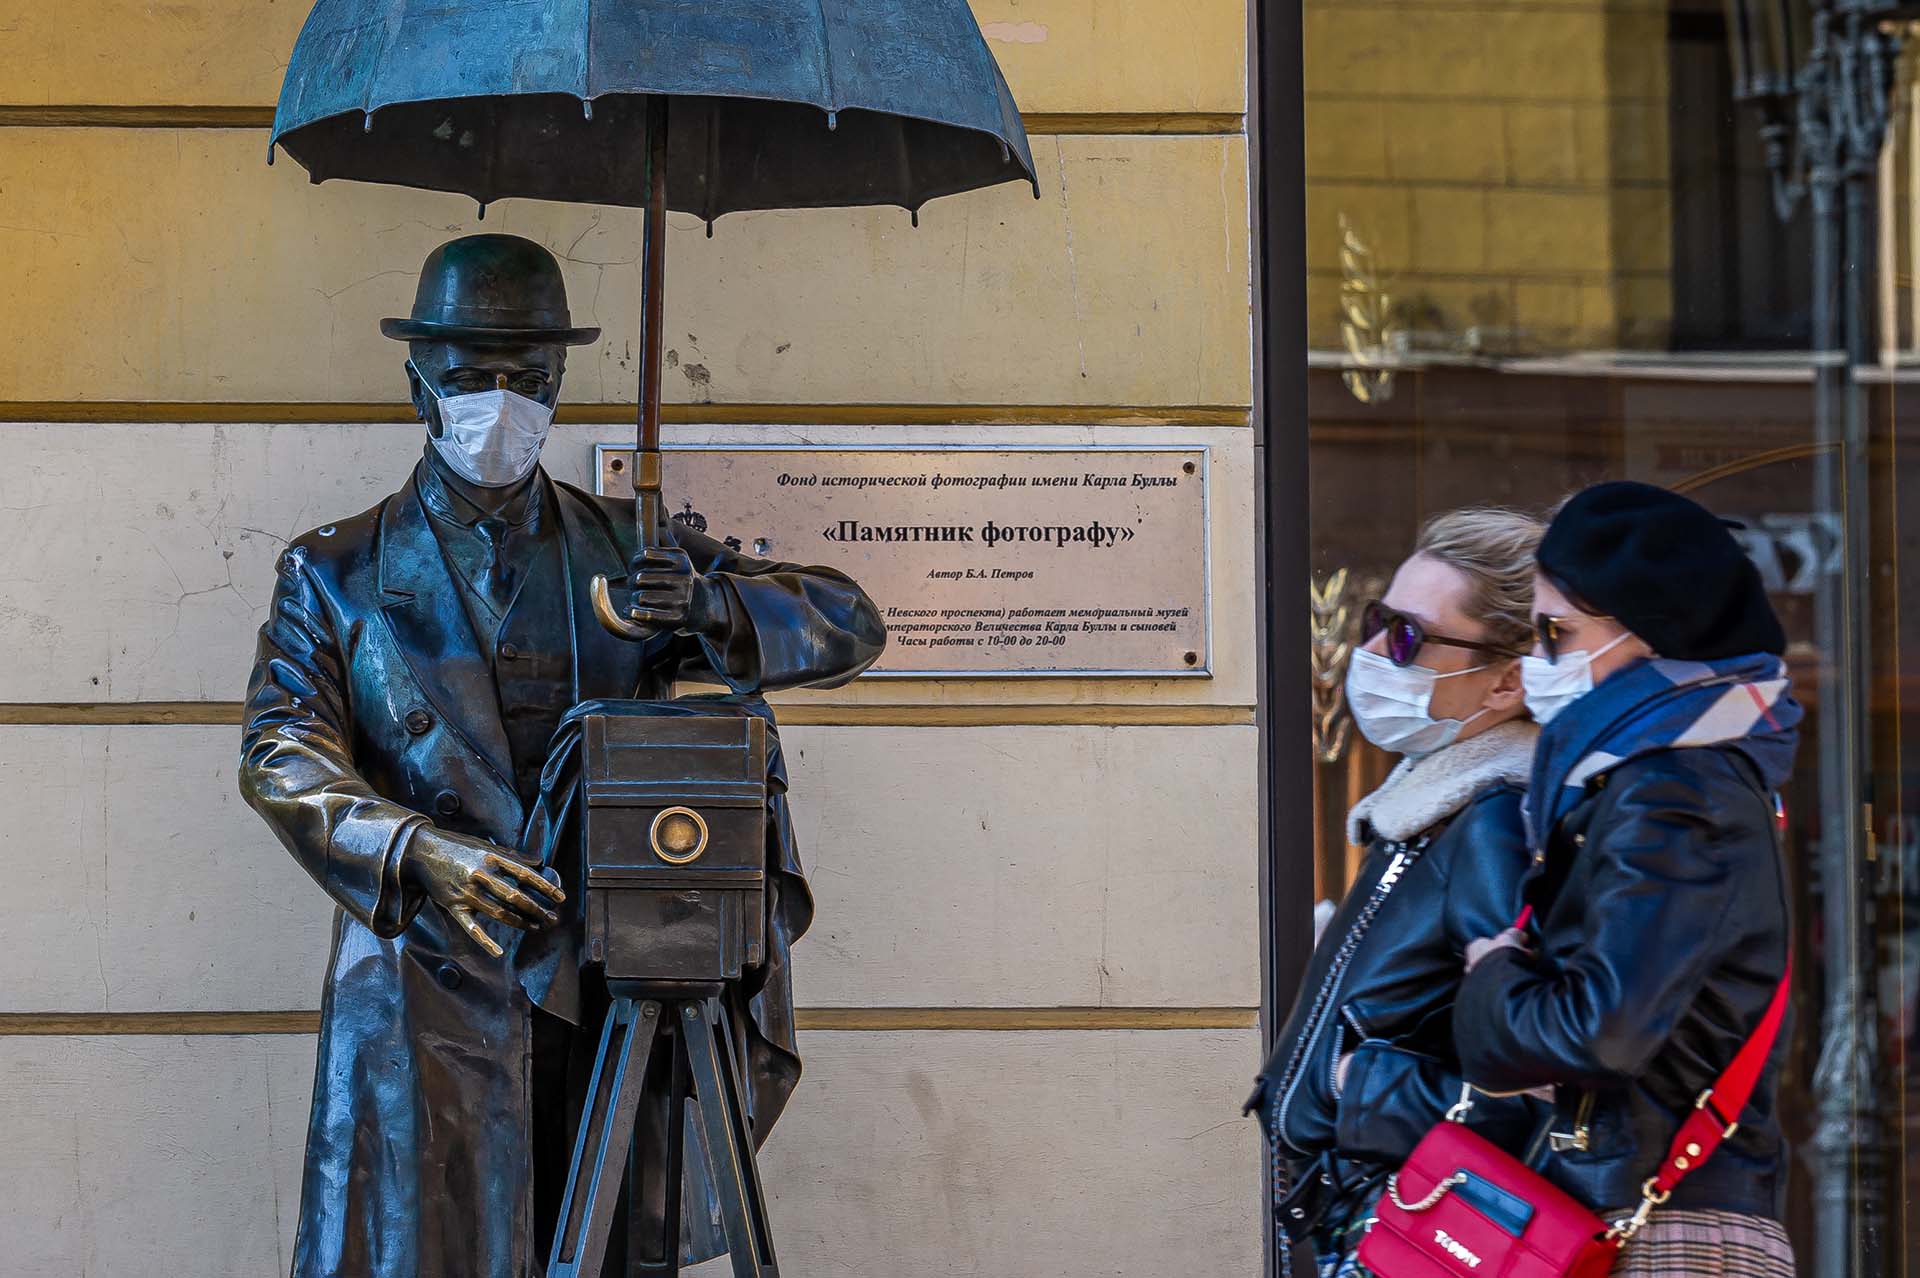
[378,478,518,792]
[553,482,668,702]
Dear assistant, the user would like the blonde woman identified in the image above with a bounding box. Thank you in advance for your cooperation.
[1248,507,1547,1276]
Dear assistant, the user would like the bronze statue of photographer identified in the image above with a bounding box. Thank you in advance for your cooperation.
[239,234,884,1278]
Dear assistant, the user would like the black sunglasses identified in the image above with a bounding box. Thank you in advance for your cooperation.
[1533,611,1617,664]
[1360,600,1525,669]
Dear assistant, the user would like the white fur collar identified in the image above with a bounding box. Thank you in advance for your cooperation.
[1346,720,1538,844]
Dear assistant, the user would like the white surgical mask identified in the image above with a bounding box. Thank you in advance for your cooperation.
[414,360,555,487]
[1519,630,1633,726]
[1345,648,1491,758]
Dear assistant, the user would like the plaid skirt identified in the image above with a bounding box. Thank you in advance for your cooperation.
[1607,1210,1796,1278]
[1316,1210,1794,1278]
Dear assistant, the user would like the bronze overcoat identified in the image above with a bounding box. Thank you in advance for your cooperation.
[239,470,884,1278]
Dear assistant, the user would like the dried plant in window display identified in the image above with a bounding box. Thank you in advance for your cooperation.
[1338,214,1399,404]
[1310,566,1356,764]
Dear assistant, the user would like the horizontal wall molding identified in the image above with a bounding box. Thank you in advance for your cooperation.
[1028,112,1245,135]
[0,106,1245,135]
[0,402,1251,427]
[0,1007,1259,1036]
[0,703,1256,728]
[801,1007,1257,1030]
[0,105,277,127]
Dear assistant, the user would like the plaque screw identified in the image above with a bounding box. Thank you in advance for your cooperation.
[1183,651,1199,666]
[1183,461,1196,475]
[610,457,625,472]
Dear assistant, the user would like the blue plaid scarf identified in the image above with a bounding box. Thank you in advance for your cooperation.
[1524,652,1802,852]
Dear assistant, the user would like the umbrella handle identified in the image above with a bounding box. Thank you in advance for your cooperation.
[589,573,654,640]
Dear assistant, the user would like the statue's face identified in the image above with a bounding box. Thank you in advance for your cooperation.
[407,339,567,436]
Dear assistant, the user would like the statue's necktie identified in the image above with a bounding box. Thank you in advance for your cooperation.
[473,516,515,616]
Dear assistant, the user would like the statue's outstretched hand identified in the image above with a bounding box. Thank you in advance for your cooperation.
[625,545,720,635]
[403,826,565,957]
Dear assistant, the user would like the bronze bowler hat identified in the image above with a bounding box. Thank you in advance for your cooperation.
[381,234,602,345]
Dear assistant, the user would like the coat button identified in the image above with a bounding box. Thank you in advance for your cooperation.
[1573,833,1586,847]
[499,642,520,661]
[404,709,434,735]
[434,790,463,817]
[436,962,464,990]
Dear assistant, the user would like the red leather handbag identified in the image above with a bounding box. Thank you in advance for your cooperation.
[1355,966,1791,1278]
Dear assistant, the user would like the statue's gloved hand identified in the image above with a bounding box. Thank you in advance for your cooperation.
[402,826,565,958]
[625,545,721,636]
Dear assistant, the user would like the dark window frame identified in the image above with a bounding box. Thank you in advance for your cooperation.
[1251,0,1315,1274]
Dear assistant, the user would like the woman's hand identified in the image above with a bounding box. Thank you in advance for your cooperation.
[1465,927,1531,973]
[1461,930,1557,1103]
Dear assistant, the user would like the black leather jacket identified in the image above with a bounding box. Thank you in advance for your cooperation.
[1251,771,1542,1239]
[1453,746,1790,1219]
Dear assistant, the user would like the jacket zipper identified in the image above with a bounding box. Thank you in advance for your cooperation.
[1271,839,1428,1153]
[1548,1089,1595,1153]
[1330,1006,1371,1099]
[1328,1020,1350,1099]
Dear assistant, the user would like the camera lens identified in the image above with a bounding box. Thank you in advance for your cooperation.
[650,807,709,864]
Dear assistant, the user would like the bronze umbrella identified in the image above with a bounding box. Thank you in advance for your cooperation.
[271,0,1037,634]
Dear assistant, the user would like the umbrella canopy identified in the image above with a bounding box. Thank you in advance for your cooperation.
[271,0,1039,220]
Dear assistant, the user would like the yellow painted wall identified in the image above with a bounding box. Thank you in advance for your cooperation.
[1303,0,1673,354]
[1,130,1249,406]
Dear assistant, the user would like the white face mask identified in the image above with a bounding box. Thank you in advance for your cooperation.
[1345,647,1491,758]
[1519,630,1634,726]
[414,361,556,488]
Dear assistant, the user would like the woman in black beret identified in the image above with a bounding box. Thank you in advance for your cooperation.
[1452,481,1800,1278]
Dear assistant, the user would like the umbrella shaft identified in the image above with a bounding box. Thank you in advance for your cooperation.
[636,95,669,554]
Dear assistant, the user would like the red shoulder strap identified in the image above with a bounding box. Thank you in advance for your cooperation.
[1649,962,1792,1197]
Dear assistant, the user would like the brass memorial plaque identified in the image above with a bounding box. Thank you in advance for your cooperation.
[597,445,1211,677]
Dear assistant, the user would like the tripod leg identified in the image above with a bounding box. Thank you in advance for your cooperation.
[548,998,661,1278]
[632,1015,686,1277]
[681,1000,778,1278]
[708,1006,778,1274]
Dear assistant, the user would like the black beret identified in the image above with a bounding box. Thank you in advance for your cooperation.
[1538,481,1785,661]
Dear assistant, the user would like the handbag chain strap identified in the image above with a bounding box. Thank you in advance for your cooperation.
[1384,1170,1466,1214]
[1605,961,1794,1244]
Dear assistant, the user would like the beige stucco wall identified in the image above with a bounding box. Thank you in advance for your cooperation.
[0,1,1259,1274]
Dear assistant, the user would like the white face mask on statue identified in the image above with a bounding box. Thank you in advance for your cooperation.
[413,360,556,488]
[1519,630,1634,726]
[1345,648,1491,758]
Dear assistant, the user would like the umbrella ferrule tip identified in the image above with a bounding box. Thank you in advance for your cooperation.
[825,110,838,131]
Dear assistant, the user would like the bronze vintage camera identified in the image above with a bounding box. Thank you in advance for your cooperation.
[551,706,779,1278]
[580,711,769,986]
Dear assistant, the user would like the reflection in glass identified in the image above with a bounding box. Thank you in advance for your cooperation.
[1302,2,1920,1270]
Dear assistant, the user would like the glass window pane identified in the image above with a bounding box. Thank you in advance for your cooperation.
[1302,4,1915,1270]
